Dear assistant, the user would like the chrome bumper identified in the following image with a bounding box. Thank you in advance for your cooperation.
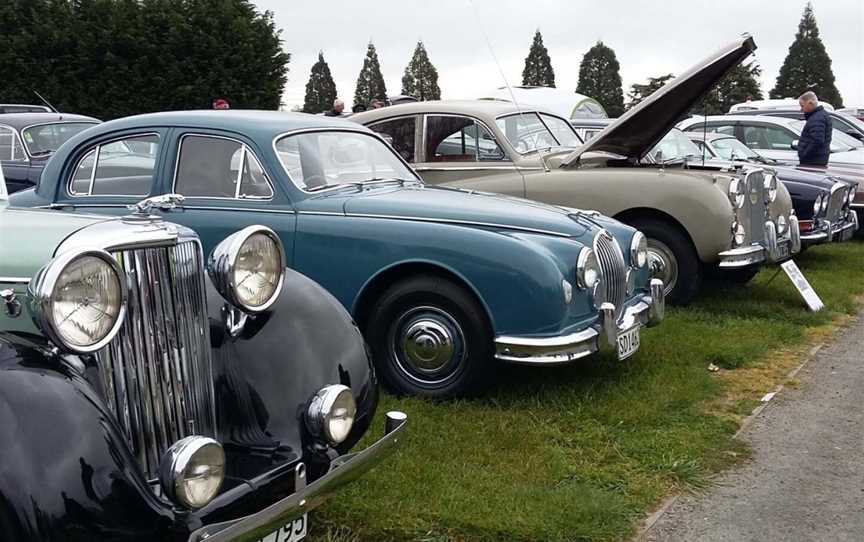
[494,279,665,365]
[187,412,408,542]
[803,211,859,245]
[718,216,800,268]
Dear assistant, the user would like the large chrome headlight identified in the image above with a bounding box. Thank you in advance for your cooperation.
[306,385,357,445]
[630,232,648,268]
[763,173,778,203]
[731,220,746,246]
[208,226,285,313]
[777,214,788,235]
[820,193,829,213]
[576,247,601,289]
[728,178,745,209]
[159,436,225,509]
[30,249,127,353]
[813,194,824,216]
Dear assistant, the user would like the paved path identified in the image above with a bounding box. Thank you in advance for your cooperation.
[642,312,864,542]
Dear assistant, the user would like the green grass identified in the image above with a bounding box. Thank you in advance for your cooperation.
[310,241,864,542]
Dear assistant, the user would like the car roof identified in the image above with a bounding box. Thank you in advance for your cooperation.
[683,115,801,126]
[0,112,100,129]
[87,110,369,140]
[353,99,552,123]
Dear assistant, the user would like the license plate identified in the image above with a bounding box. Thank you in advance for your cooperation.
[840,226,854,241]
[775,242,790,260]
[257,514,307,542]
[616,326,641,360]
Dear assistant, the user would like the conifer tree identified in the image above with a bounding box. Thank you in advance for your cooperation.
[354,42,387,106]
[695,62,764,115]
[303,52,337,113]
[626,74,675,110]
[401,41,441,101]
[522,30,555,87]
[576,41,624,117]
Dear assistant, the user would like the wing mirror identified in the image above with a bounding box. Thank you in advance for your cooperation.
[790,140,799,150]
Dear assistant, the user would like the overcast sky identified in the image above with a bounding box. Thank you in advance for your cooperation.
[254,0,864,111]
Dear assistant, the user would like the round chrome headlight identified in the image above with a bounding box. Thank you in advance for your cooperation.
[731,220,746,246]
[30,249,127,353]
[576,247,601,289]
[821,193,829,213]
[777,214,788,235]
[630,232,648,268]
[208,226,285,313]
[763,173,778,203]
[728,179,745,209]
[306,385,357,445]
[849,184,857,205]
[159,436,225,509]
[813,194,824,216]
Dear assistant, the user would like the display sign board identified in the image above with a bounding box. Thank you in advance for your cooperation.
[781,260,824,312]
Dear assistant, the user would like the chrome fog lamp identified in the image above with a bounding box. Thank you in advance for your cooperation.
[731,220,746,246]
[848,184,857,205]
[208,226,285,313]
[306,385,357,445]
[728,179,745,209]
[763,173,778,203]
[630,232,648,268]
[159,436,225,509]
[777,214,788,235]
[813,194,823,216]
[576,247,601,289]
[29,249,127,353]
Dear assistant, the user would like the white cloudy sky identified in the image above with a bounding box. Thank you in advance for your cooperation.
[254,0,864,110]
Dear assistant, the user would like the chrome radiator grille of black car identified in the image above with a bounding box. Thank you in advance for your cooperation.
[96,240,216,480]
[594,230,627,319]
[826,183,848,224]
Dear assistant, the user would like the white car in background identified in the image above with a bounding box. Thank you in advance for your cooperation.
[729,98,834,113]
[678,115,864,167]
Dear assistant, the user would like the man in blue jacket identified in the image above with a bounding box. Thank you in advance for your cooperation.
[797,91,832,166]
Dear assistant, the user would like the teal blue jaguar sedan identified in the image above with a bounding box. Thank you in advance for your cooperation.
[11,111,665,397]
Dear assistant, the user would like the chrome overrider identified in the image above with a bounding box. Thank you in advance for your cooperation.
[493,278,665,364]
[718,214,801,268]
[187,412,408,542]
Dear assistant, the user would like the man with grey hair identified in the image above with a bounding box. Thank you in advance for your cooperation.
[324,98,345,117]
[796,91,832,166]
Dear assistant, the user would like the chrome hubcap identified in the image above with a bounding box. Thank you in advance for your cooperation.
[646,240,678,296]
[390,306,466,384]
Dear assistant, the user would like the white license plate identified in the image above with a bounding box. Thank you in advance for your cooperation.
[257,514,307,542]
[776,242,790,260]
[616,326,641,360]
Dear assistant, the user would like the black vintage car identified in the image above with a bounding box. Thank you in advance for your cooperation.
[0,112,99,193]
[0,174,406,541]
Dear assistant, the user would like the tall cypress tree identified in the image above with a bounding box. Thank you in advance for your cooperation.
[770,2,842,107]
[303,52,337,113]
[626,74,675,110]
[695,62,764,115]
[522,30,555,88]
[576,41,624,117]
[401,41,440,101]
[354,42,387,106]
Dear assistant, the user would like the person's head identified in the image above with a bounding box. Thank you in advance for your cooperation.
[333,99,345,113]
[798,91,819,113]
[212,98,230,110]
[352,103,367,113]
[369,99,384,109]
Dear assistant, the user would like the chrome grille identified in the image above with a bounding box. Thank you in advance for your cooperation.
[826,182,847,223]
[744,169,767,244]
[594,231,627,319]
[97,240,215,480]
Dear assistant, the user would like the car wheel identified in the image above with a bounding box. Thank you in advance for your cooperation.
[366,275,494,398]
[627,218,702,306]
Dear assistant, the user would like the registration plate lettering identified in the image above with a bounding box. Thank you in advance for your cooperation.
[258,514,307,542]
[616,326,641,360]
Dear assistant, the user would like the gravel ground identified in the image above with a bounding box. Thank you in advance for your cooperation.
[641,311,864,542]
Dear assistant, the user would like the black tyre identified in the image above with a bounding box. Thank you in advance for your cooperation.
[626,217,702,305]
[366,275,495,398]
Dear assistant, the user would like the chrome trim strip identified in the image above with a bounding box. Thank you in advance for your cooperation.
[0,277,31,284]
[184,205,295,214]
[342,212,572,237]
[413,165,518,172]
[67,132,160,198]
[717,244,766,268]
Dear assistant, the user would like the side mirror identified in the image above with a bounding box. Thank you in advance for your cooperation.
[790,140,799,150]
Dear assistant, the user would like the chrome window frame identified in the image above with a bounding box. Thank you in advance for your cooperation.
[272,127,422,195]
[67,132,160,198]
[20,120,99,158]
[365,114,423,163]
[171,133,275,201]
[0,124,29,163]
[494,111,578,156]
[418,113,511,164]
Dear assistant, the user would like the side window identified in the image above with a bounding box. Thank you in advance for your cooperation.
[831,117,858,137]
[0,126,26,161]
[425,115,505,162]
[369,117,416,162]
[69,134,159,196]
[175,135,273,199]
[743,125,795,150]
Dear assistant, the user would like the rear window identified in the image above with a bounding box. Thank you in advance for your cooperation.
[69,134,159,196]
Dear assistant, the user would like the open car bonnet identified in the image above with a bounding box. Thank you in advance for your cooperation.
[562,34,757,166]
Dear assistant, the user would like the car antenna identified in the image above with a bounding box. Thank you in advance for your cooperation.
[33,90,59,113]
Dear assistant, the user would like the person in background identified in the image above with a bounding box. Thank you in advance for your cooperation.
[797,91,832,167]
[324,99,345,117]
[369,99,385,109]
[212,98,230,110]
[352,103,367,114]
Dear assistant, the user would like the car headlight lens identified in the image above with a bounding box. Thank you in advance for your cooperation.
[777,214,787,235]
[159,436,225,509]
[821,193,829,212]
[728,179,745,209]
[30,250,127,353]
[630,232,648,268]
[732,220,746,246]
[208,226,285,312]
[849,184,857,205]
[306,385,357,445]
[763,173,778,203]
[813,194,823,216]
[576,247,601,289]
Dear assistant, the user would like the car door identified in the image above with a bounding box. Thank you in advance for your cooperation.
[738,122,798,164]
[155,130,297,265]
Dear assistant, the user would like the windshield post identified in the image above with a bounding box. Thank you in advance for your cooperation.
[0,164,8,203]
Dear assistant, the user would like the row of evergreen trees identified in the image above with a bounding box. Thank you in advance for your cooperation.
[306,2,843,116]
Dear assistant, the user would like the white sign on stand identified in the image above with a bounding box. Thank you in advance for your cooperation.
[781,260,824,312]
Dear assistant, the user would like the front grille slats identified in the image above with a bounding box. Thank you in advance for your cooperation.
[97,241,215,480]
[827,184,846,223]
[594,231,627,319]
[745,170,766,244]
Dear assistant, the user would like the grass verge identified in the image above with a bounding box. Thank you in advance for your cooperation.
[310,241,864,542]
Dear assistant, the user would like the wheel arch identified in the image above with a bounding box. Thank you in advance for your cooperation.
[614,207,701,260]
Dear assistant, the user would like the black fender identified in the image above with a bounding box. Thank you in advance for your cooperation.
[0,333,180,541]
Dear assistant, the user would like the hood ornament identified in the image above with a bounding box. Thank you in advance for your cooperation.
[127,194,185,217]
